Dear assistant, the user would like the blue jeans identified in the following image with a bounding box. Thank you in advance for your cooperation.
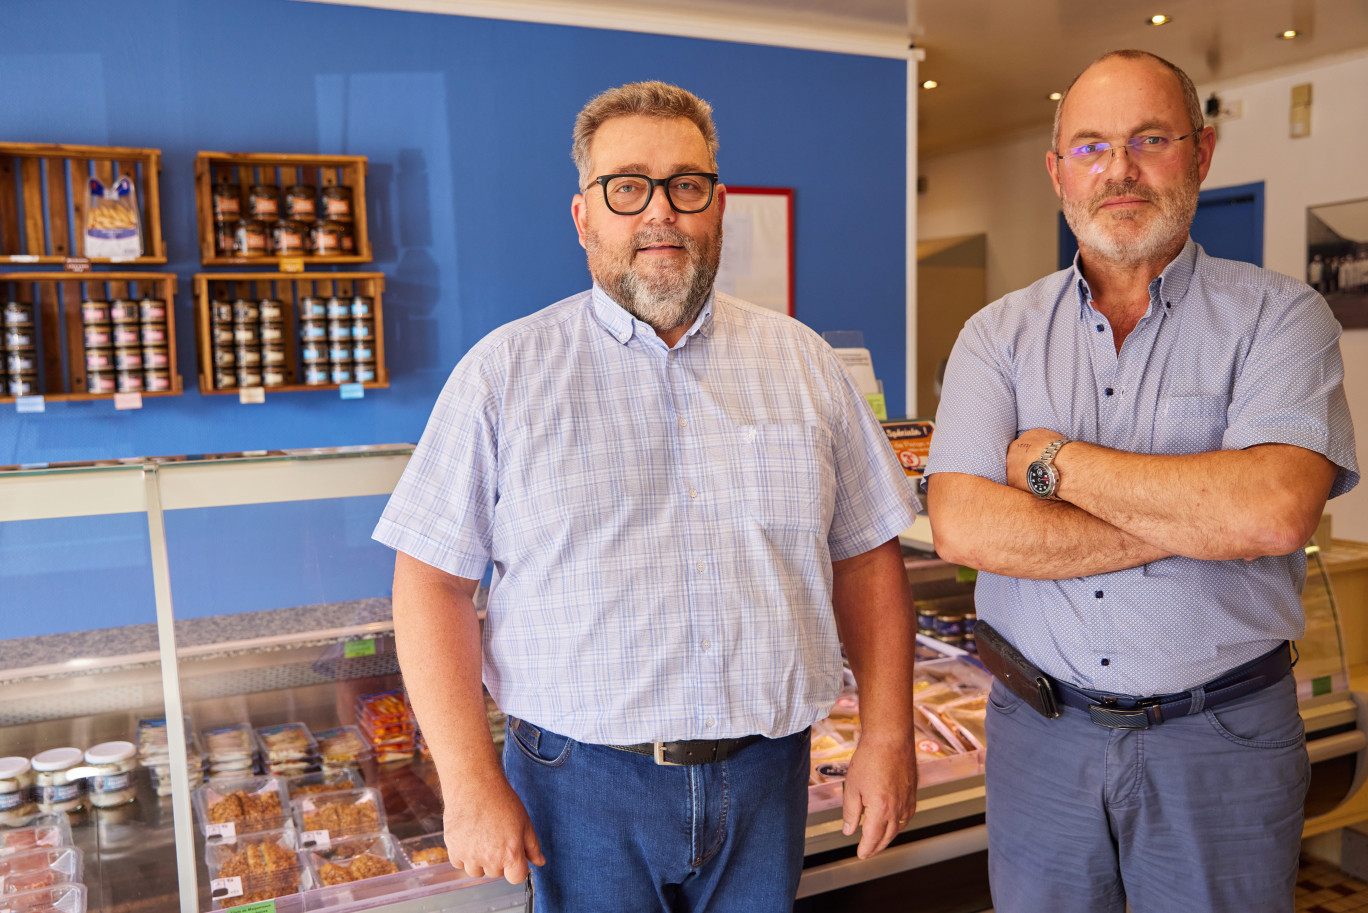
[502,718,811,913]
[985,672,1308,913]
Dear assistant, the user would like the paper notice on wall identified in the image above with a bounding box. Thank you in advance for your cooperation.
[833,348,880,397]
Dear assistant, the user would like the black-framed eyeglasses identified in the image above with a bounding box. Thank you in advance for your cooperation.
[589,172,719,215]
[1055,131,1199,176]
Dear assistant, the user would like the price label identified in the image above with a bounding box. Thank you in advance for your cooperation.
[225,902,275,913]
[339,382,364,400]
[10,254,39,263]
[864,392,888,421]
[16,396,45,414]
[344,639,378,659]
[299,830,331,850]
[205,822,237,840]
[63,257,91,272]
[210,876,243,900]
[238,387,266,405]
[114,393,143,411]
[279,257,305,273]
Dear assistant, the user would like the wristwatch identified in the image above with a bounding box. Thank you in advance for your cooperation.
[1026,438,1070,500]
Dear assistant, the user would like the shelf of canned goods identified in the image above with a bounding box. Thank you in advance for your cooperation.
[191,273,387,395]
[1,272,181,402]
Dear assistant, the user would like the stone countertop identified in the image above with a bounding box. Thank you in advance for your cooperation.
[0,598,394,675]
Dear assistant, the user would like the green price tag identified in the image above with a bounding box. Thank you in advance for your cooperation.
[344,639,377,659]
[956,566,979,584]
[1312,675,1332,697]
[865,393,888,421]
[226,902,275,913]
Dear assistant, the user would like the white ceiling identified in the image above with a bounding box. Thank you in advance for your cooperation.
[316,0,1368,155]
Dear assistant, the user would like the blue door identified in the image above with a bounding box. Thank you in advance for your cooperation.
[1057,181,1264,270]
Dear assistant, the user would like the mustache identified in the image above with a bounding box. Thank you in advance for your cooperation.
[1089,184,1159,212]
[632,227,694,251]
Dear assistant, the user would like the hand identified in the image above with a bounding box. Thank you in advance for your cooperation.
[840,736,918,858]
[443,775,545,884]
[1007,429,1067,493]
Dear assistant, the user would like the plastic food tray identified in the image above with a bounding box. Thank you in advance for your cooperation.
[0,882,87,913]
[304,833,406,887]
[0,846,82,894]
[311,727,373,767]
[201,723,259,763]
[396,833,458,872]
[193,776,290,839]
[255,723,319,764]
[280,768,364,804]
[204,828,308,910]
[0,815,71,857]
[293,789,386,844]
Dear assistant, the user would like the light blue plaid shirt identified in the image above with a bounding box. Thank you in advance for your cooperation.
[375,286,919,743]
[926,240,1359,695]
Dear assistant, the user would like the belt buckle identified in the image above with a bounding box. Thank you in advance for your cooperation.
[652,742,683,766]
[1087,697,1161,730]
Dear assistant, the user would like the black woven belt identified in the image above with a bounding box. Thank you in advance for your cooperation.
[1053,642,1293,730]
[608,735,762,766]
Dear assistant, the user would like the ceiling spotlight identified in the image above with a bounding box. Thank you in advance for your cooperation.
[921,79,939,89]
[1280,29,1299,39]
[1149,14,1171,25]
[1048,92,1063,101]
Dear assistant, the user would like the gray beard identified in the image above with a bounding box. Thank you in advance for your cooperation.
[1062,162,1200,267]
[587,225,722,334]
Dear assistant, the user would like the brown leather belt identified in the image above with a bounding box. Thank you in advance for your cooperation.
[608,735,762,766]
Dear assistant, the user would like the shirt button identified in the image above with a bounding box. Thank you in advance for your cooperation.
[678,417,688,428]
[705,717,716,728]
[696,562,706,572]
[1095,590,1104,598]
[1096,324,1105,332]
[688,488,698,499]
[701,640,711,651]
[1101,658,1111,666]
[1104,388,1114,396]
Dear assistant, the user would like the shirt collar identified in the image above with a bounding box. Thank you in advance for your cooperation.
[1070,236,1200,316]
[589,284,717,347]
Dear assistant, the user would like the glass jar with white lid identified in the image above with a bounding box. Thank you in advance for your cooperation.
[31,747,86,814]
[0,756,38,824]
[82,741,139,807]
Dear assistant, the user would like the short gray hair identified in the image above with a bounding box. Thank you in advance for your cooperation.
[572,81,719,188]
[1051,50,1204,151]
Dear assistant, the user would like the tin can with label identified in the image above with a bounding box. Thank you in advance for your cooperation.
[350,296,375,319]
[7,349,39,374]
[259,322,285,344]
[87,347,116,371]
[262,368,286,387]
[303,365,331,385]
[110,300,140,324]
[112,324,141,347]
[140,322,168,346]
[144,369,172,392]
[139,298,168,322]
[258,299,284,323]
[4,301,35,326]
[8,374,39,397]
[116,370,144,393]
[143,345,170,369]
[114,347,143,371]
[300,342,328,364]
[234,346,262,368]
[299,319,327,341]
[82,325,112,348]
[236,368,263,388]
[81,300,111,324]
[261,345,286,366]
[210,300,234,324]
[299,296,327,319]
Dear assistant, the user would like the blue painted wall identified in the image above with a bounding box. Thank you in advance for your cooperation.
[0,0,907,637]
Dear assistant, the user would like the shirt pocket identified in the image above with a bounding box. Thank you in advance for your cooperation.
[732,424,825,532]
[1153,394,1229,454]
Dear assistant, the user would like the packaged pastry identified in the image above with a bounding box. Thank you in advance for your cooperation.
[193,777,288,838]
[255,723,317,763]
[84,175,142,260]
[0,882,87,913]
[305,833,403,886]
[205,828,303,908]
[0,846,83,894]
[281,768,363,803]
[310,728,371,769]
[294,788,385,844]
[398,834,453,870]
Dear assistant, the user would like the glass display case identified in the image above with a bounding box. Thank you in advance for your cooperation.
[2,449,1359,912]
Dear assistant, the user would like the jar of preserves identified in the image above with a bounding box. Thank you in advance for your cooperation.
[350,296,375,319]
[139,297,168,322]
[258,299,284,322]
[212,347,236,368]
[82,324,112,348]
[81,300,111,324]
[234,324,260,345]
[83,741,138,808]
[326,296,350,319]
[7,349,39,374]
[8,374,39,397]
[284,185,317,221]
[298,296,327,319]
[210,300,234,324]
[214,220,236,256]
[247,184,280,221]
[298,319,327,341]
[113,347,143,371]
[303,365,330,385]
[236,368,263,388]
[139,322,168,346]
[86,372,116,394]
[354,362,377,384]
[261,345,286,366]
[300,343,327,364]
[352,343,374,363]
[143,345,170,369]
[321,185,352,220]
[259,322,285,344]
[3,301,34,326]
[311,220,344,256]
[0,757,37,826]
[327,320,352,342]
[330,363,354,385]
[327,342,351,363]
[32,747,85,814]
[234,345,262,367]
[351,319,376,341]
[234,219,270,258]
[116,370,144,393]
[211,324,234,347]
[272,220,306,256]
[5,325,38,348]
[110,300,140,324]
[233,299,260,323]
[112,324,141,347]
[86,348,115,372]
[262,367,286,387]
[212,182,242,221]
[213,369,235,390]
[143,369,172,393]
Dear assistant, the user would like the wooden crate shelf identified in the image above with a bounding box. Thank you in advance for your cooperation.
[0,272,181,403]
[0,143,166,265]
[192,272,388,396]
[194,152,371,266]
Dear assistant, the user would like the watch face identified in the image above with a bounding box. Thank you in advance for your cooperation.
[1027,461,1054,496]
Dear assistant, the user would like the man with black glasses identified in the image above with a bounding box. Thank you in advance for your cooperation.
[926,50,1358,913]
[375,81,920,913]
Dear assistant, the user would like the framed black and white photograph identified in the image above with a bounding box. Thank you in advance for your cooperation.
[1307,196,1368,329]
[717,186,794,317]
